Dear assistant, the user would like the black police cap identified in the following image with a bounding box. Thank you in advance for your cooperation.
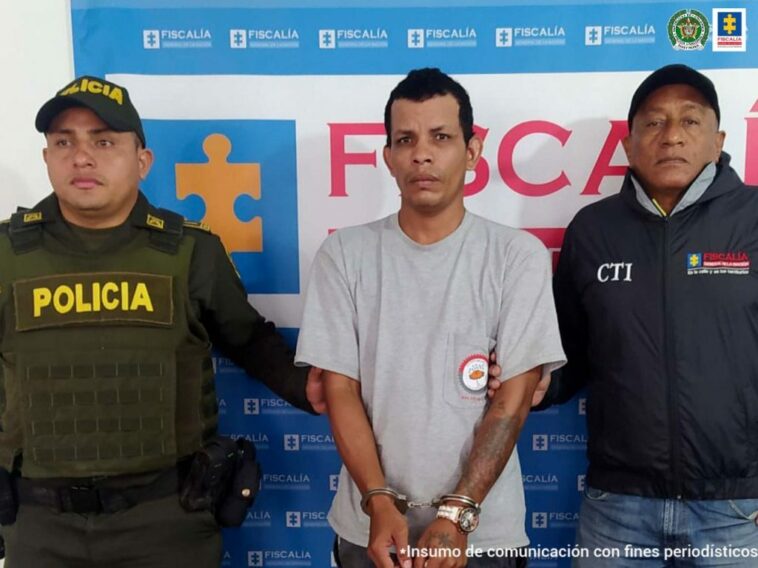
[35,76,146,146]
[628,64,720,128]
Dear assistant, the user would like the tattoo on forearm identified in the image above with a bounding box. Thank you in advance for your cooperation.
[429,531,454,548]
[457,415,516,498]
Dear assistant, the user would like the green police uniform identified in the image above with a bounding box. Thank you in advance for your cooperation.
[0,192,313,567]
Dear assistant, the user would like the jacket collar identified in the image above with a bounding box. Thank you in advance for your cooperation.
[32,190,150,228]
[620,152,743,217]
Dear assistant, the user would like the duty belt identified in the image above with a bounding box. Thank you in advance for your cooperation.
[16,467,179,514]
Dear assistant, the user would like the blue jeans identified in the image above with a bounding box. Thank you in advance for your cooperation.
[576,486,758,567]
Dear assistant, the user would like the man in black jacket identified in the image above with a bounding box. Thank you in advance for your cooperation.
[544,65,758,564]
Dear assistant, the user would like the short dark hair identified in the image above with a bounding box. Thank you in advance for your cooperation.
[384,68,474,146]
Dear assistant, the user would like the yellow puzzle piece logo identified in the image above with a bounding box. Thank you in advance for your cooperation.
[176,133,262,253]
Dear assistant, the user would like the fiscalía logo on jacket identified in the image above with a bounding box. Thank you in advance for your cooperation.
[459,353,488,392]
[686,251,750,275]
[596,262,633,282]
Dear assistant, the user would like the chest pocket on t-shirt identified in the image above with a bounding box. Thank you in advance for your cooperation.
[443,333,493,409]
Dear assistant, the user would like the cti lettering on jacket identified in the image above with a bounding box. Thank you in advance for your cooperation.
[14,272,173,330]
[596,262,633,282]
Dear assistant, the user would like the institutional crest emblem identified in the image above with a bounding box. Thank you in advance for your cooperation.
[668,9,709,50]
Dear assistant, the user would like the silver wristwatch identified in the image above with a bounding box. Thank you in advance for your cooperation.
[436,504,480,534]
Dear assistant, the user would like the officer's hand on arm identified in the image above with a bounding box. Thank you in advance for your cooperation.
[486,352,550,408]
[305,367,326,414]
[414,518,467,568]
[530,374,552,407]
[324,371,411,568]
[486,350,502,400]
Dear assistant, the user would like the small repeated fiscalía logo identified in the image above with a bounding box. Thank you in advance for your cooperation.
[532,512,548,528]
[329,474,339,491]
[532,433,587,451]
[585,26,602,46]
[320,28,388,49]
[243,510,272,528]
[532,511,579,529]
[585,23,656,46]
[522,473,559,492]
[668,9,709,50]
[496,25,565,48]
[230,28,300,49]
[408,27,477,49]
[285,511,301,528]
[261,472,311,491]
[248,550,312,567]
[230,432,269,450]
[283,433,335,451]
[286,510,329,528]
[686,251,750,275]
[143,28,212,50]
[532,434,548,451]
[577,474,586,492]
[213,357,236,374]
[244,397,298,415]
[459,354,488,392]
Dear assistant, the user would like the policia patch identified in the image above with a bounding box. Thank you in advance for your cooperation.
[14,272,173,331]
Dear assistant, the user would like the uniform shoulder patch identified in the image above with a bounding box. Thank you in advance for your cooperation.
[146,213,165,230]
[183,220,212,233]
[143,207,182,234]
[22,211,43,224]
[10,210,45,228]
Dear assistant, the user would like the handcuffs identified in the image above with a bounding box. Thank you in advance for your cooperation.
[361,488,482,533]
[360,487,480,515]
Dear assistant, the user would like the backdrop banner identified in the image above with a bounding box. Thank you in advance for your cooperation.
[71,1,757,566]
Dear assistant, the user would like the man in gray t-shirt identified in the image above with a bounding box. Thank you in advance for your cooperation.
[296,68,565,568]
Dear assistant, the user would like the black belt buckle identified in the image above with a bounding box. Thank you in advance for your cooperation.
[67,485,101,514]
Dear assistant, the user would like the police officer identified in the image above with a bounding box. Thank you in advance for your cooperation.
[0,76,322,567]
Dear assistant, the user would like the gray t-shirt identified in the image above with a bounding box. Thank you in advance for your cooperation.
[296,211,565,550]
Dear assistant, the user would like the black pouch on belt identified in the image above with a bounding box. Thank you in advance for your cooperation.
[215,438,260,527]
[179,436,260,527]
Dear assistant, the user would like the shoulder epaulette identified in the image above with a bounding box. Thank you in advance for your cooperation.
[8,207,46,253]
[183,220,212,233]
[143,207,184,254]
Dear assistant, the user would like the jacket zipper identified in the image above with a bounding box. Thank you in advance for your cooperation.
[662,216,682,498]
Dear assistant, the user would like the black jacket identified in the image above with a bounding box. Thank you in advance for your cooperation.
[546,153,758,499]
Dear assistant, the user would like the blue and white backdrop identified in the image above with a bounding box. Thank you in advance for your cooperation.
[70,1,758,566]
